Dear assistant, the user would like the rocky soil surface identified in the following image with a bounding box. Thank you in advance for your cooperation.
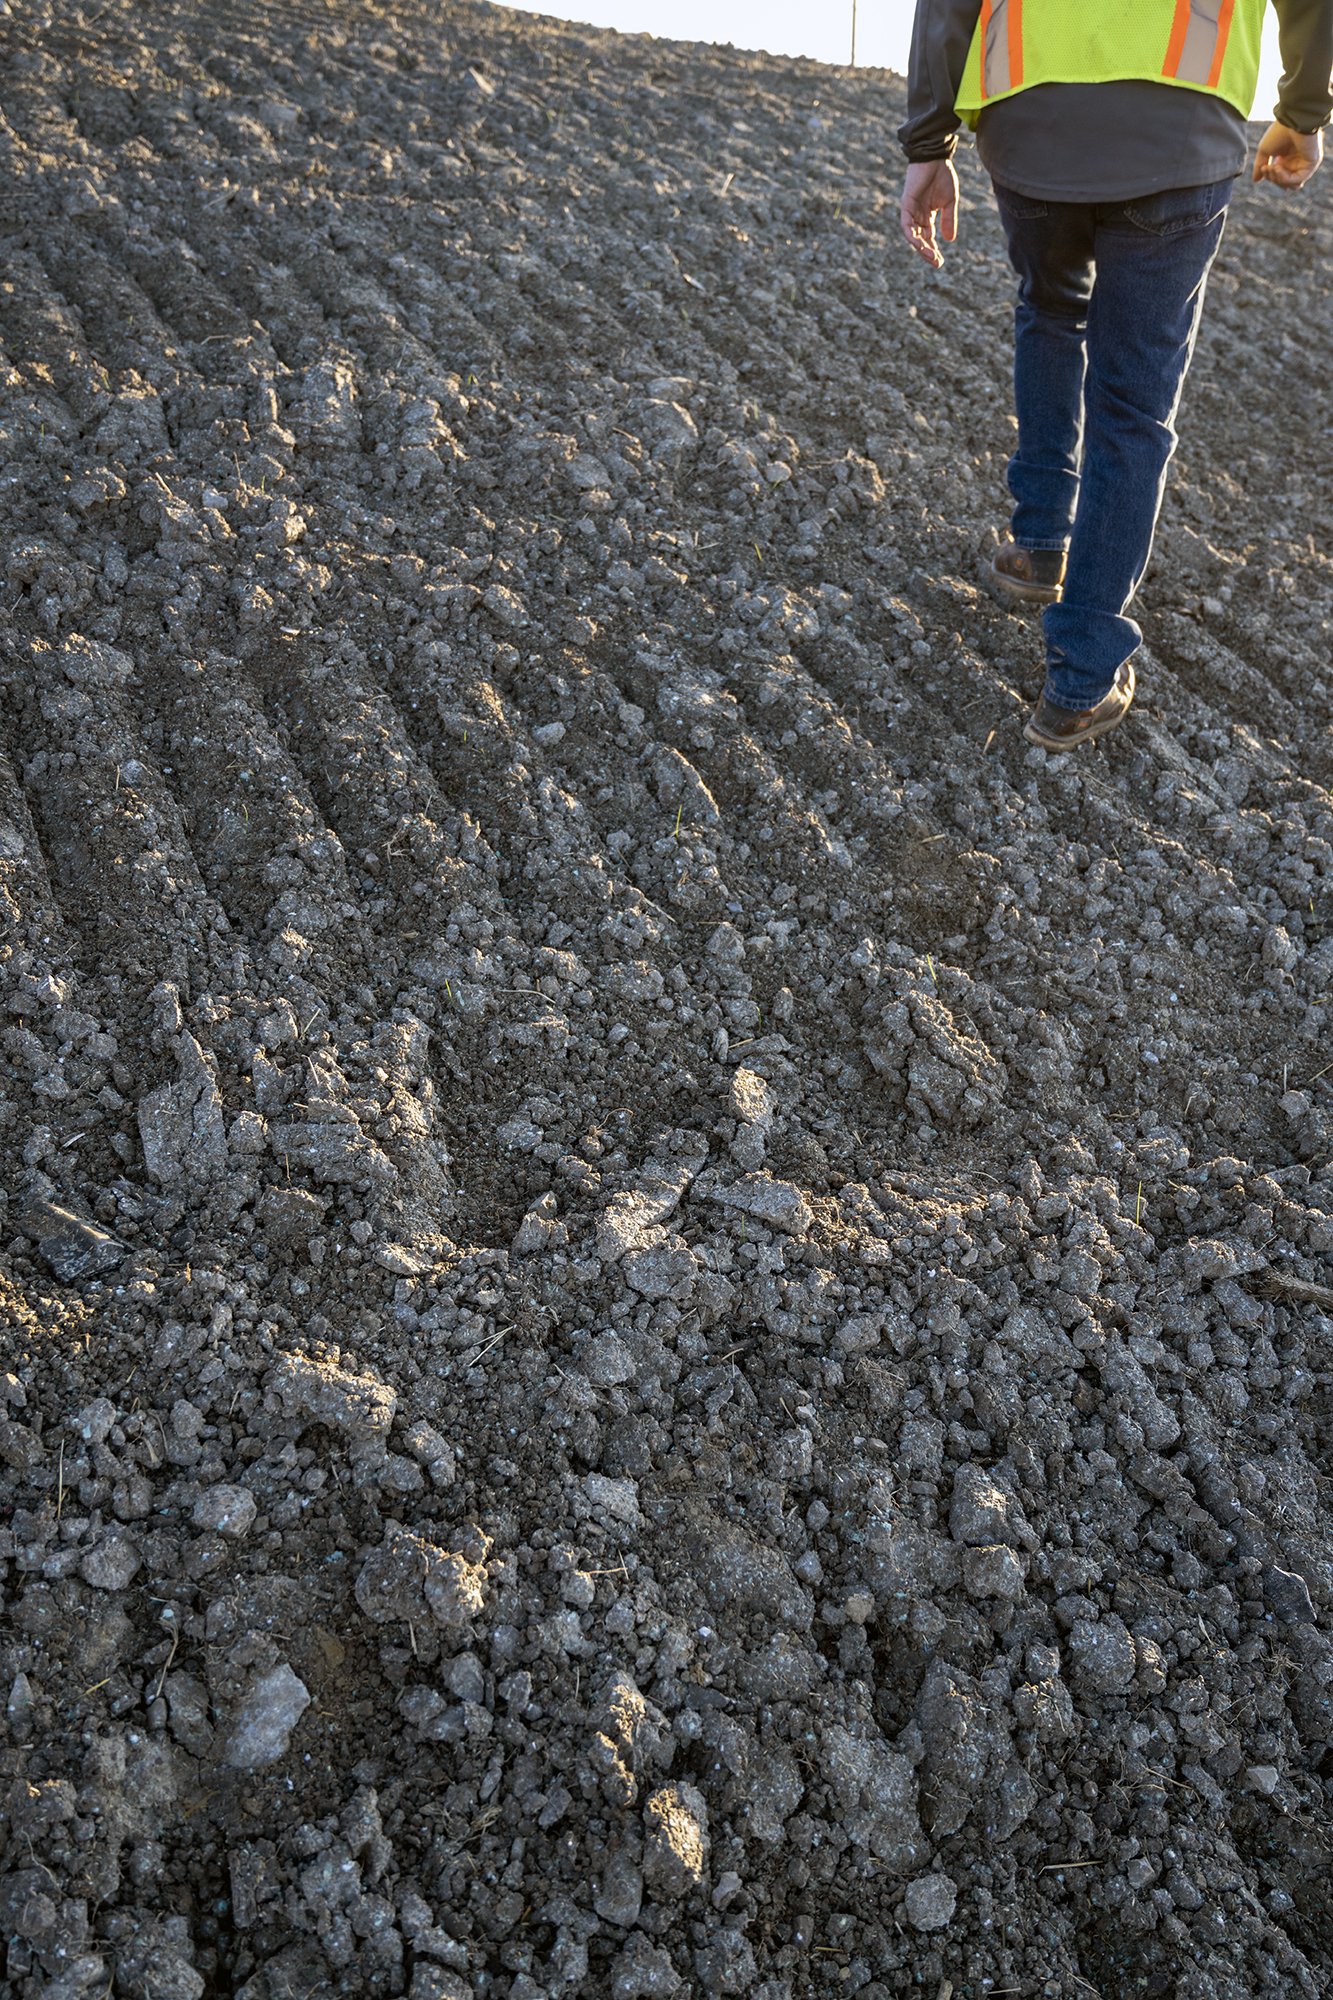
[2,0,1332,1994]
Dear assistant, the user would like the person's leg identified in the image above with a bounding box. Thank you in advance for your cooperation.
[992,184,1095,553]
[1042,178,1233,709]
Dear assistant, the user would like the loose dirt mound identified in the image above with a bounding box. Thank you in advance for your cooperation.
[2,0,1332,1994]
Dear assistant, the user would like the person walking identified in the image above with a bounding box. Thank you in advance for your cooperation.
[899,0,1332,751]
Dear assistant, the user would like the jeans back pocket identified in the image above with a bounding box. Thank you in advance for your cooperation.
[1122,178,1233,235]
[993,183,1051,220]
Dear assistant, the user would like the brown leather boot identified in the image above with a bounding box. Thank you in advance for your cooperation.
[990,538,1067,606]
[1023,659,1136,753]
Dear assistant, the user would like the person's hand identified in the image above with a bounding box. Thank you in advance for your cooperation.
[900,159,959,268]
[1252,121,1323,188]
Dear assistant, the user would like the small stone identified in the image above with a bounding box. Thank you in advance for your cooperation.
[835,1313,883,1353]
[711,1870,744,1909]
[191,1484,258,1539]
[843,1591,875,1626]
[727,1068,772,1126]
[1244,1764,1281,1795]
[609,1933,682,2000]
[410,1969,473,2000]
[71,1396,117,1445]
[80,1527,141,1591]
[642,1781,710,1897]
[442,1651,485,1703]
[223,1663,310,1769]
[7,1671,34,1740]
[1264,1566,1317,1626]
[401,1420,457,1488]
[1173,1236,1262,1284]
[904,1872,957,1932]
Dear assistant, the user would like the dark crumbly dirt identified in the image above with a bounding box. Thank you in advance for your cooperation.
[1,1,1332,1995]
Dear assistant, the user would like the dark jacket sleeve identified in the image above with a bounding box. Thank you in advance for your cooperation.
[1271,0,1333,130]
[898,0,985,161]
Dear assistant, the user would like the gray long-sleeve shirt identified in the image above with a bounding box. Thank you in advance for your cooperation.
[899,0,1333,201]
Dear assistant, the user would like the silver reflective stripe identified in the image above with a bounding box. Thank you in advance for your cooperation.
[984,0,1015,96]
[1172,0,1226,84]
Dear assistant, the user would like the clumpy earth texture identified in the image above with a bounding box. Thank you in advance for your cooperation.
[2,1,1333,1995]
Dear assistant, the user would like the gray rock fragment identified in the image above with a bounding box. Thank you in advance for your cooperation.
[191,1484,258,1539]
[256,1186,326,1247]
[713,1172,812,1236]
[22,1197,128,1281]
[223,1663,310,1769]
[138,1032,228,1188]
[740,1747,804,1841]
[1264,1566,1317,1626]
[904,1873,957,1931]
[80,1527,141,1591]
[915,1659,1034,1840]
[1169,1236,1265,1285]
[71,1396,117,1444]
[693,1928,758,1995]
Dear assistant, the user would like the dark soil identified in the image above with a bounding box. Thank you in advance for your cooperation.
[1,1,1332,1995]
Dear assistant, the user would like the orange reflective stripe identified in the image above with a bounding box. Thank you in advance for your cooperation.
[1008,0,1024,90]
[1163,0,1234,85]
[979,0,994,96]
[1163,0,1193,76]
[1208,0,1236,85]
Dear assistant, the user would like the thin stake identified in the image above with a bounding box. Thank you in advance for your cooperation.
[850,0,857,65]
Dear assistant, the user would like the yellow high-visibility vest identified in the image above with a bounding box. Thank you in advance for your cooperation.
[954,0,1267,126]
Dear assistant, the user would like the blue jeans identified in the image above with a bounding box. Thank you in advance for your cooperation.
[993,178,1233,709]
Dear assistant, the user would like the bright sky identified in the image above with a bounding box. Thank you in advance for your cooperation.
[498,0,1287,120]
